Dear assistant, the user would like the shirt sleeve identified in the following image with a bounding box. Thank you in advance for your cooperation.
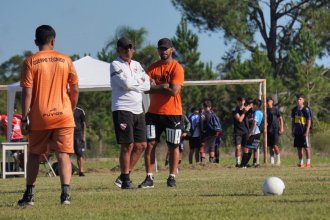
[170,62,184,86]
[110,61,150,92]
[67,58,79,85]
[20,58,33,88]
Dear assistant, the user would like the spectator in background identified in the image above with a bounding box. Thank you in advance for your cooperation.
[241,99,263,168]
[199,107,206,162]
[232,97,251,167]
[267,97,284,166]
[291,94,312,168]
[73,107,86,176]
[188,107,201,164]
[200,100,222,163]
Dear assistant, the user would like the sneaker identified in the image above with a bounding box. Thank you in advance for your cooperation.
[253,163,260,168]
[235,163,240,168]
[78,172,85,176]
[121,180,135,189]
[138,175,154,189]
[305,164,312,168]
[17,191,34,207]
[167,176,176,187]
[297,164,305,168]
[60,193,71,205]
[114,176,122,188]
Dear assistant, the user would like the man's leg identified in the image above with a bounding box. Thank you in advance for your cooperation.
[305,147,311,167]
[297,147,304,167]
[57,152,72,185]
[138,141,156,188]
[26,153,41,185]
[144,140,157,173]
[129,142,146,171]
[274,145,281,165]
[17,153,40,206]
[167,145,179,187]
[235,144,241,167]
[77,155,84,175]
[119,143,133,175]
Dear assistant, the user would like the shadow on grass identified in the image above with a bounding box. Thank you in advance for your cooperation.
[200,193,260,197]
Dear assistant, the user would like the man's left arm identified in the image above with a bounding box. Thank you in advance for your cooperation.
[69,84,79,111]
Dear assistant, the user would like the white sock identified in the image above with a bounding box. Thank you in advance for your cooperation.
[306,159,311,164]
[236,156,241,165]
[298,159,303,165]
[270,156,275,165]
[170,174,175,178]
[147,173,153,177]
[276,154,281,165]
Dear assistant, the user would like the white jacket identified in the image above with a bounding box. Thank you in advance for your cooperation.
[110,57,150,114]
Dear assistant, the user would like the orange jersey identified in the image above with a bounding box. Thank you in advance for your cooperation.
[147,60,184,115]
[20,50,78,130]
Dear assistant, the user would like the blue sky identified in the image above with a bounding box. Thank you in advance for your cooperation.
[0,0,226,67]
[1,0,328,69]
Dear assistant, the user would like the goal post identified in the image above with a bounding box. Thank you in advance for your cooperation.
[183,79,268,164]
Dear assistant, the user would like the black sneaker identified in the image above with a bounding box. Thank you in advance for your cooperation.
[114,176,122,188]
[60,193,71,205]
[167,176,176,187]
[121,180,135,189]
[78,172,85,176]
[17,191,34,207]
[235,163,240,168]
[138,175,154,189]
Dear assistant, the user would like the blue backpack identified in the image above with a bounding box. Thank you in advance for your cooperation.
[208,112,222,132]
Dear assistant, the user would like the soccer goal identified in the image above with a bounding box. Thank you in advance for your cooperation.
[184,79,268,164]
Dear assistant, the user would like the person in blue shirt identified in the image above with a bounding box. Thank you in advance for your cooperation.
[240,99,263,168]
[291,94,312,168]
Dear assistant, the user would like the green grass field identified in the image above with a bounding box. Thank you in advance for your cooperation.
[1,155,329,220]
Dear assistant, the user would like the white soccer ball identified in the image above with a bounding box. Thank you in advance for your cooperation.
[262,176,285,195]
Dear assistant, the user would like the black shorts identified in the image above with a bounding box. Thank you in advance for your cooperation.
[267,132,279,147]
[189,137,201,150]
[146,113,182,146]
[234,133,248,146]
[74,135,85,157]
[246,133,261,150]
[294,135,310,148]
[112,110,146,144]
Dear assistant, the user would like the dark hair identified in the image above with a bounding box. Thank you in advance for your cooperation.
[296,93,304,99]
[35,25,56,46]
[203,100,212,108]
[253,99,262,108]
[190,107,198,113]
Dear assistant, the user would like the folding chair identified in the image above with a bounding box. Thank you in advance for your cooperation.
[39,153,57,177]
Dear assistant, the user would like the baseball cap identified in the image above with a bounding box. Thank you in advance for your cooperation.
[157,38,173,49]
[117,37,133,48]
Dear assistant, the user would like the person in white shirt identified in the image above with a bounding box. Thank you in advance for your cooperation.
[110,37,150,189]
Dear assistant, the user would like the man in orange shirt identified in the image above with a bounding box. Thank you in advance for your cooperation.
[139,38,184,188]
[18,25,79,206]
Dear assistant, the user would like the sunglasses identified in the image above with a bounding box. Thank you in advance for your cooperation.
[158,47,169,51]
